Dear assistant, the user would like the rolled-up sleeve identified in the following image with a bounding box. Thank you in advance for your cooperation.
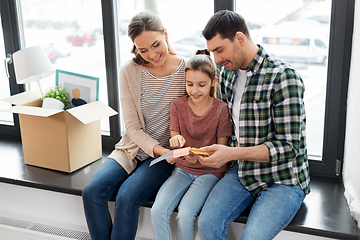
[264,68,305,163]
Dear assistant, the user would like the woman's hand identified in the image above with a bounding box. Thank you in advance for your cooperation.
[153,144,182,165]
[153,144,170,157]
[166,156,183,164]
[169,135,186,149]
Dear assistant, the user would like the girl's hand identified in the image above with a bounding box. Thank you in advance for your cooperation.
[169,135,186,149]
[184,153,198,164]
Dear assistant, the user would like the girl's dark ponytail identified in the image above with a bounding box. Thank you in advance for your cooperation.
[195,49,210,56]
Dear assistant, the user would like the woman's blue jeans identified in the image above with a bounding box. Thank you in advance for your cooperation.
[82,157,173,240]
[151,167,220,240]
[198,164,306,240]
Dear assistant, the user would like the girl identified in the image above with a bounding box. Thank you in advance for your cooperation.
[82,11,187,240]
[151,50,232,240]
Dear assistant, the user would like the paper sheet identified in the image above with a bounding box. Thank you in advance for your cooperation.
[149,147,208,167]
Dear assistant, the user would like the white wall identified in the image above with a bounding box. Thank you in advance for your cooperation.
[343,0,360,229]
[0,182,88,232]
[0,182,334,240]
[343,1,360,230]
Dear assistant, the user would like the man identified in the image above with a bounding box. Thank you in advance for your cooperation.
[197,10,310,240]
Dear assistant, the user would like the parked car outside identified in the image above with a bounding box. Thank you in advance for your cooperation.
[66,31,96,47]
[171,33,207,58]
[43,43,60,63]
[256,20,329,65]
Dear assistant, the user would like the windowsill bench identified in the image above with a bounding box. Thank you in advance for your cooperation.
[0,136,359,239]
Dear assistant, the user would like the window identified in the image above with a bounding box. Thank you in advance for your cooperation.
[0,0,120,147]
[19,0,111,135]
[117,0,213,63]
[0,0,354,176]
[236,0,331,161]
[234,0,354,175]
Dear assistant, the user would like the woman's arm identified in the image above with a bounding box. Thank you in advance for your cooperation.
[119,63,160,157]
[153,144,170,157]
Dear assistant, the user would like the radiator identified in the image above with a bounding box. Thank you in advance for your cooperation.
[0,215,91,240]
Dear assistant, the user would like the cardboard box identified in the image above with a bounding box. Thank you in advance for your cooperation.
[1,90,117,173]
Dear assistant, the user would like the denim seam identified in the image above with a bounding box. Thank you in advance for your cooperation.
[166,172,194,215]
[102,178,127,200]
[135,169,174,207]
[157,178,193,239]
[222,194,254,238]
[269,190,305,239]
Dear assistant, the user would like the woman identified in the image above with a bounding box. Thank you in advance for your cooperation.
[82,11,187,240]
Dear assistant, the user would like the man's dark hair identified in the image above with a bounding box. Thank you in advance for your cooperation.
[202,10,250,41]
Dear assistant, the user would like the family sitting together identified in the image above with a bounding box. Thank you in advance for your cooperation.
[82,9,310,240]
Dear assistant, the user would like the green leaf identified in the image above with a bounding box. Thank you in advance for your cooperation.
[42,85,71,108]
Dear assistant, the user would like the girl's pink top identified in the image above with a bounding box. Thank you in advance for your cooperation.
[170,96,232,178]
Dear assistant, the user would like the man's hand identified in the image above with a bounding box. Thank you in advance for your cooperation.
[169,135,186,149]
[198,144,232,168]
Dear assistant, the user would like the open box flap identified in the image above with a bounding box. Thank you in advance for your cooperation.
[66,101,117,124]
[1,90,42,106]
[2,105,63,117]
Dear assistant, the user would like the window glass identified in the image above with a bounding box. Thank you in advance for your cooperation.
[117,0,214,133]
[0,16,14,126]
[117,0,213,63]
[236,0,331,160]
[19,0,110,135]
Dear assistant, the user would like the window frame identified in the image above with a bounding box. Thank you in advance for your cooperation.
[0,0,354,177]
[0,0,23,138]
[100,0,121,149]
[310,0,354,177]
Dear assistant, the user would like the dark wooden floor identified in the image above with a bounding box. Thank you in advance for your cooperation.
[0,136,359,239]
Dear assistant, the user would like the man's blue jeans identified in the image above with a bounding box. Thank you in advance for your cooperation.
[198,164,306,240]
[82,158,173,240]
[151,167,219,240]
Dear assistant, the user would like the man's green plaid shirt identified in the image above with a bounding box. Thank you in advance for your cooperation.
[216,46,310,196]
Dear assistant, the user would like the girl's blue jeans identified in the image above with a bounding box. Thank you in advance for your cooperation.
[151,167,220,240]
[82,157,173,240]
[198,164,306,240]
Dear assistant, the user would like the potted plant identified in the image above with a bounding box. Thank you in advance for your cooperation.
[42,86,70,110]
